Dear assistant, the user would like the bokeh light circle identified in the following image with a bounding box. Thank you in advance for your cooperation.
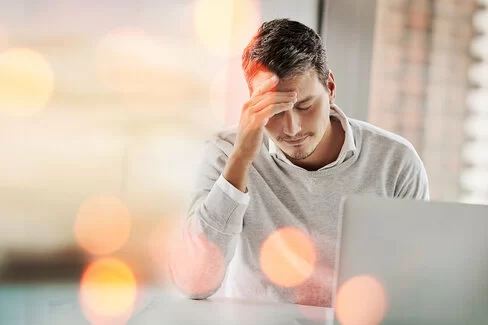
[260,227,317,288]
[74,195,132,256]
[0,48,54,117]
[335,275,388,325]
[80,258,137,325]
[194,0,261,57]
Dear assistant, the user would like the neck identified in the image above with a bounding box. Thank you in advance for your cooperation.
[289,117,345,171]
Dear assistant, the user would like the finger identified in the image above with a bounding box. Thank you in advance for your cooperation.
[242,91,295,112]
[248,92,297,113]
[255,102,294,124]
[251,75,279,98]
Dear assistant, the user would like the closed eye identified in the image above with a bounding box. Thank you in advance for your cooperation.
[294,95,315,111]
[295,105,312,111]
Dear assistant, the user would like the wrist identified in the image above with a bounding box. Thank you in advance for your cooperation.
[230,151,253,166]
[223,153,251,193]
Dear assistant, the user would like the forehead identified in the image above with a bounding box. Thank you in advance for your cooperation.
[250,69,320,95]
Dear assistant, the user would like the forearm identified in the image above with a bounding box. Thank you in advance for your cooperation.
[169,177,249,299]
[169,214,239,299]
[223,153,252,193]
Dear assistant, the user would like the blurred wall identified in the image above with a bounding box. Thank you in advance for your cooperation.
[321,0,378,121]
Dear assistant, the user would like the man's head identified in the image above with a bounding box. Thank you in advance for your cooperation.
[242,18,336,162]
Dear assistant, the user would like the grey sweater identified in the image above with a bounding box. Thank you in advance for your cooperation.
[169,116,429,307]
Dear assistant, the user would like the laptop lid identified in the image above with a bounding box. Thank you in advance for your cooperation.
[333,195,488,325]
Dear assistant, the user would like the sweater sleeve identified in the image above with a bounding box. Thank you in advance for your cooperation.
[394,146,430,201]
[168,139,250,299]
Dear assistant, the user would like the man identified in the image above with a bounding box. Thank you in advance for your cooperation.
[169,19,429,307]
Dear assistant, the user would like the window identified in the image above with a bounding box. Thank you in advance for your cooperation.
[369,0,488,203]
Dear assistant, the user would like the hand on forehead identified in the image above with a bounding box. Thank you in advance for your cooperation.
[252,70,299,94]
[253,70,277,88]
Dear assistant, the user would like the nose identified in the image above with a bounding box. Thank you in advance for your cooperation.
[282,110,302,137]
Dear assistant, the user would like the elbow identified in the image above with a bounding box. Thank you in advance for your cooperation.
[183,289,217,301]
[167,233,227,301]
[169,269,222,300]
[168,256,224,300]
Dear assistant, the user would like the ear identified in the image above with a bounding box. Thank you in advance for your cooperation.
[327,71,336,104]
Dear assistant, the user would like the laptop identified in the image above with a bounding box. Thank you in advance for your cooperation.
[333,195,488,325]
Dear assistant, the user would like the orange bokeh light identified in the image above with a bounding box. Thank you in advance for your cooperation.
[96,27,162,93]
[0,48,54,117]
[194,0,261,57]
[80,258,137,325]
[335,275,388,325]
[169,233,225,296]
[74,195,132,256]
[260,227,317,288]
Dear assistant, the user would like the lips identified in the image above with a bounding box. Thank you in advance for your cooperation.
[283,136,308,145]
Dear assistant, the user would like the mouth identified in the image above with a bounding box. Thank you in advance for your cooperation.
[283,136,309,145]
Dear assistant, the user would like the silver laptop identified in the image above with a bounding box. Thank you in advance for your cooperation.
[333,195,488,325]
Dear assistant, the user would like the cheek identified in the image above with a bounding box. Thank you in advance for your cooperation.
[301,112,320,128]
[264,121,281,137]
[306,111,329,132]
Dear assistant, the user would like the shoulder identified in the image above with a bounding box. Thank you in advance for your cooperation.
[350,119,413,149]
[205,125,239,158]
[350,119,429,198]
[351,119,418,154]
[350,118,424,170]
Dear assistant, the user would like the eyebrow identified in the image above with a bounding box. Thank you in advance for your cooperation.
[295,95,315,105]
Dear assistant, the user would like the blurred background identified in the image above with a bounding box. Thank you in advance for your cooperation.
[0,0,487,321]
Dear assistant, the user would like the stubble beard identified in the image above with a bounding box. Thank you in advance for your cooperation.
[284,139,319,160]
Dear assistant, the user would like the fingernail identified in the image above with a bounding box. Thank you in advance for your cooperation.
[271,75,278,82]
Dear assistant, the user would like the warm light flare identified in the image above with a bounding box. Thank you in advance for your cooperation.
[74,195,132,256]
[210,59,249,126]
[260,227,316,288]
[80,258,137,325]
[0,48,54,117]
[335,275,388,325]
[194,0,261,56]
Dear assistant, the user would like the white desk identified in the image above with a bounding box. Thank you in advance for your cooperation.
[0,285,334,325]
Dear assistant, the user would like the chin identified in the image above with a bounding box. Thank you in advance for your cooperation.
[285,147,314,160]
